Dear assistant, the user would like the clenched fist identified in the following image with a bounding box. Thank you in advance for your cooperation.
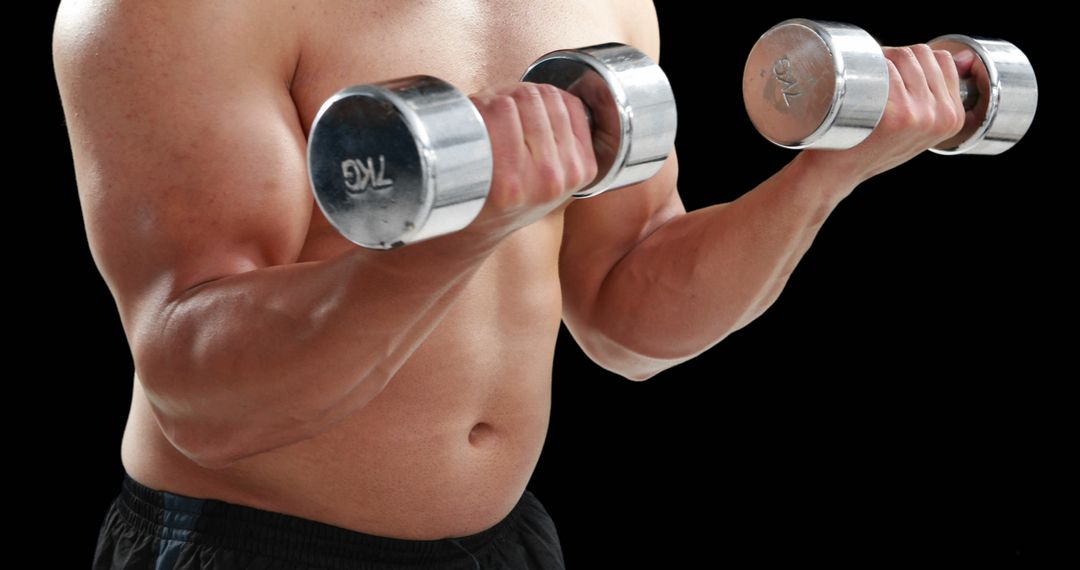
[464,82,599,244]
[809,44,977,182]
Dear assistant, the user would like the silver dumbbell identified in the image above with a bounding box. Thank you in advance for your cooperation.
[742,19,1037,155]
[307,44,677,250]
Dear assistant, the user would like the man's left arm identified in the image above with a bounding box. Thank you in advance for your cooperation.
[560,147,857,380]
[560,9,966,380]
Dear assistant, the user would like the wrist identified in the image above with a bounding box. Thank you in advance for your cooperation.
[791,150,866,204]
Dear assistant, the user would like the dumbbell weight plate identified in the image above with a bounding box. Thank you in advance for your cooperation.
[928,35,1038,155]
[743,19,889,150]
[307,76,492,249]
[522,43,678,197]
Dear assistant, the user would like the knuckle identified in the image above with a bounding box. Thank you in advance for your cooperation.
[491,94,518,116]
[583,151,599,179]
[545,178,565,200]
[536,162,566,199]
[586,155,599,179]
[894,114,918,133]
[885,45,911,59]
[536,155,564,186]
[580,165,599,189]
[886,105,918,131]
[933,54,953,69]
[914,109,934,131]
[885,59,902,80]
[565,154,586,188]
[910,43,933,56]
[515,82,543,100]
[892,46,916,62]
[468,93,488,109]
[948,119,964,137]
[536,83,560,98]
[495,178,525,210]
[953,107,966,131]
[941,107,964,136]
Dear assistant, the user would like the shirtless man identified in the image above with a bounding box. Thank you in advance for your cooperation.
[54,1,972,568]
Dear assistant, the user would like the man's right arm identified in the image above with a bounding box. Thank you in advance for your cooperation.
[53,2,595,468]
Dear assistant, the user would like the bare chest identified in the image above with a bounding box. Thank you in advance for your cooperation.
[287,0,631,260]
[291,0,628,119]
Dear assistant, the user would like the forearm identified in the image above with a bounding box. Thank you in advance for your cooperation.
[137,236,492,467]
[588,151,860,377]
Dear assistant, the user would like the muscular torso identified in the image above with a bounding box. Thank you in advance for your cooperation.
[122,0,640,539]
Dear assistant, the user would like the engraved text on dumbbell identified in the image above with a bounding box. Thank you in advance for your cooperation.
[772,57,800,106]
[341,156,393,194]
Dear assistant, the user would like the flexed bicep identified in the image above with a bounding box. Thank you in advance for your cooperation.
[54,1,312,329]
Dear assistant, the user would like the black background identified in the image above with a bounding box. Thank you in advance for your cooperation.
[27,2,1063,567]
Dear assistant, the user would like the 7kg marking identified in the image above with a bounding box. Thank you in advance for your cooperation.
[342,156,393,193]
[772,57,801,106]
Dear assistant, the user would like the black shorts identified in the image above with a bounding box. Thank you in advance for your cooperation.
[94,474,565,569]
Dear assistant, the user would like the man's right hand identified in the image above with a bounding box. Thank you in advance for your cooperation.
[465,82,599,245]
[803,44,974,187]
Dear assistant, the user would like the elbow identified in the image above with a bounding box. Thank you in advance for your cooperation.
[153,408,262,470]
[129,316,204,411]
[605,359,668,383]
[130,316,321,469]
[189,453,241,471]
[623,367,663,382]
[171,430,244,470]
[139,367,305,470]
[133,350,264,470]
[137,359,327,470]
[133,342,333,470]
[576,330,678,382]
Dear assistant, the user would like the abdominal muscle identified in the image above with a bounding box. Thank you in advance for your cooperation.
[121,213,567,540]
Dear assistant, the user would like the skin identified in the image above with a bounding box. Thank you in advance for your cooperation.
[54,0,971,540]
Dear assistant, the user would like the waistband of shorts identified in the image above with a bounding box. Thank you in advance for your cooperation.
[114,472,529,566]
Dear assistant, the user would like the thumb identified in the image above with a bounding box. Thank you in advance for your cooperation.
[951,49,977,76]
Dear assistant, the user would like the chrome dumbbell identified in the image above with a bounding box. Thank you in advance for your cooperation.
[307,43,677,250]
[742,19,1037,155]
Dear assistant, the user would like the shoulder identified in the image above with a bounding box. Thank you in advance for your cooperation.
[616,0,660,61]
[53,0,299,83]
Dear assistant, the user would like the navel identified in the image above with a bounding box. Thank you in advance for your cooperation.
[468,422,494,446]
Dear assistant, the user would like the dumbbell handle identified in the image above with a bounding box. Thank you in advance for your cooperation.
[521,43,677,198]
[958,77,978,110]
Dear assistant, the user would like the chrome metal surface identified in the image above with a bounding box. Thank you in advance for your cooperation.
[743,19,889,149]
[522,43,678,197]
[959,77,979,110]
[928,35,1037,155]
[307,76,492,249]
